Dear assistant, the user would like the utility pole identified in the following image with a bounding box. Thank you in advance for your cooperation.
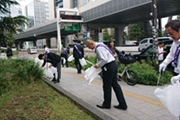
[151,0,158,60]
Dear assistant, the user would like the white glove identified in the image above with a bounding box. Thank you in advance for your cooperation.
[170,76,180,84]
[159,63,167,73]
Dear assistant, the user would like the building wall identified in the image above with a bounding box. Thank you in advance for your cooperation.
[79,0,110,12]
[48,0,55,20]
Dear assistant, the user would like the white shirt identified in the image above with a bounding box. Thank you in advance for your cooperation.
[162,39,180,73]
[158,47,164,61]
[45,47,50,53]
[95,42,115,68]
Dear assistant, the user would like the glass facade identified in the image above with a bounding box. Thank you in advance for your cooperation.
[83,0,88,5]
[73,0,78,8]
[56,0,63,8]
[26,2,35,28]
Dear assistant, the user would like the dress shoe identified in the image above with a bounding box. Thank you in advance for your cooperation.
[54,80,60,84]
[96,105,110,109]
[114,105,127,110]
[51,78,56,82]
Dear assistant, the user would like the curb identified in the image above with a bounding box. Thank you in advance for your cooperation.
[44,79,117,120]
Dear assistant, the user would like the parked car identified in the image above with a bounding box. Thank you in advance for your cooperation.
[138,37,172,52]
[28,47,37,54]
[134,40,174,71]
[134,40,173,60]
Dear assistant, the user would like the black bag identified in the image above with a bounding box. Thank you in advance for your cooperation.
[119,54,136,64]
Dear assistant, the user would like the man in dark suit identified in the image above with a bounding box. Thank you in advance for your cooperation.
[73,42,84,74]
[85,40,127,110]
[61,47,70,67]
[38,52,61,83]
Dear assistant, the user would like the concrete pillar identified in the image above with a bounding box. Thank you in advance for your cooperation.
[158,18,162,36]
[94,29,99,42]
[46,38,51,48]
[115,26,124,46]
[33,40,37,46]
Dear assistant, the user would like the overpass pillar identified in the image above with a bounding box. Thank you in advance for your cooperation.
[33,41,37,47]
[94,29,103,42]
[46,38,51,48]
[115,26,125,46]
[94,29,99,42]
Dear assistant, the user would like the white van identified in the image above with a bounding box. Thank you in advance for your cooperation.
[138,37,172,52]
[138,38,153,52]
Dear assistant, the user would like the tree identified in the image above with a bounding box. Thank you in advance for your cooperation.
[128,23,145,41]
[0,0,27,47]
[103,29,114,41]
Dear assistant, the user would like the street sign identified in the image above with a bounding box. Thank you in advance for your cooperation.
[63,24,81,32]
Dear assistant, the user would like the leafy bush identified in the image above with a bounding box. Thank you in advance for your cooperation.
[119,61,173,86]
[68,56,97,70]
[0,58,43,96]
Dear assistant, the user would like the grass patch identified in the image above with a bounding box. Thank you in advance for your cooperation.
[0,80,95,120]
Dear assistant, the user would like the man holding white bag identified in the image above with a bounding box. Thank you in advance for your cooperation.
[85,40,127,110]
[159,20,180,84]
[73,42,84,74]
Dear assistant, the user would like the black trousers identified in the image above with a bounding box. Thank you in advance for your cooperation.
[56,61,61,82]
[102,61,127,108]
[61,54,68,67]
[75,58,82,73]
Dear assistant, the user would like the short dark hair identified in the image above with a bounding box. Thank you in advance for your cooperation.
[165,20,180,32]
[38,54,44,60]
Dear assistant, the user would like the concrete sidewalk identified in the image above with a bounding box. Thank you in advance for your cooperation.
[44,67,177,120]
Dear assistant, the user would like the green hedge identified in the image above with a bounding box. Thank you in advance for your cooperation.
[0,58,43,96]
[69,55,173,86]
[119,61,173,86]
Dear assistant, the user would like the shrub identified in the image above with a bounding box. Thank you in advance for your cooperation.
[0,58,43,96]
[68,56,97,70]
[118,61,173,86]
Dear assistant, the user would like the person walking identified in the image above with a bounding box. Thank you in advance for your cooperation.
[73,42,84,74]
[157,42,166,64]
[159,20,180,84]
[6,46,13,58]
[38,52,61,83]
[85,40,127,110]
[61,47,70,67]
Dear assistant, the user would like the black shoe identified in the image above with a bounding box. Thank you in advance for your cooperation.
[51,78,56,82]
[54,80,60,84]
[114,105,127,110]
[96,105,110,109]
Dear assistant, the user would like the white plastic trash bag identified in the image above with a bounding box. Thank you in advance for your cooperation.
[62,58,66,64]
[154,82,180,117]
[44,68,54,80]
[68,55,74,62]
[84,66,102,84]
[79,58,87,66]
[49,66,57,79]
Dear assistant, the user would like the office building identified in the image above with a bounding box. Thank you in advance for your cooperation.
[25,0,49,28]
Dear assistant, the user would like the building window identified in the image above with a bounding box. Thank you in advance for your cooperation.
[73,0,78,8]
[83,0,88,5]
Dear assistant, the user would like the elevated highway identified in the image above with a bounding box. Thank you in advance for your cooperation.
[15,0,180,42]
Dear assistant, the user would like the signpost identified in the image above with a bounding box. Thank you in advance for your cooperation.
[56,8,83,53]
[56,8,83,80]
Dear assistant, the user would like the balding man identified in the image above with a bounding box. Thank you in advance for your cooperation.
[86,40,127,110]
[159,20,180,84]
